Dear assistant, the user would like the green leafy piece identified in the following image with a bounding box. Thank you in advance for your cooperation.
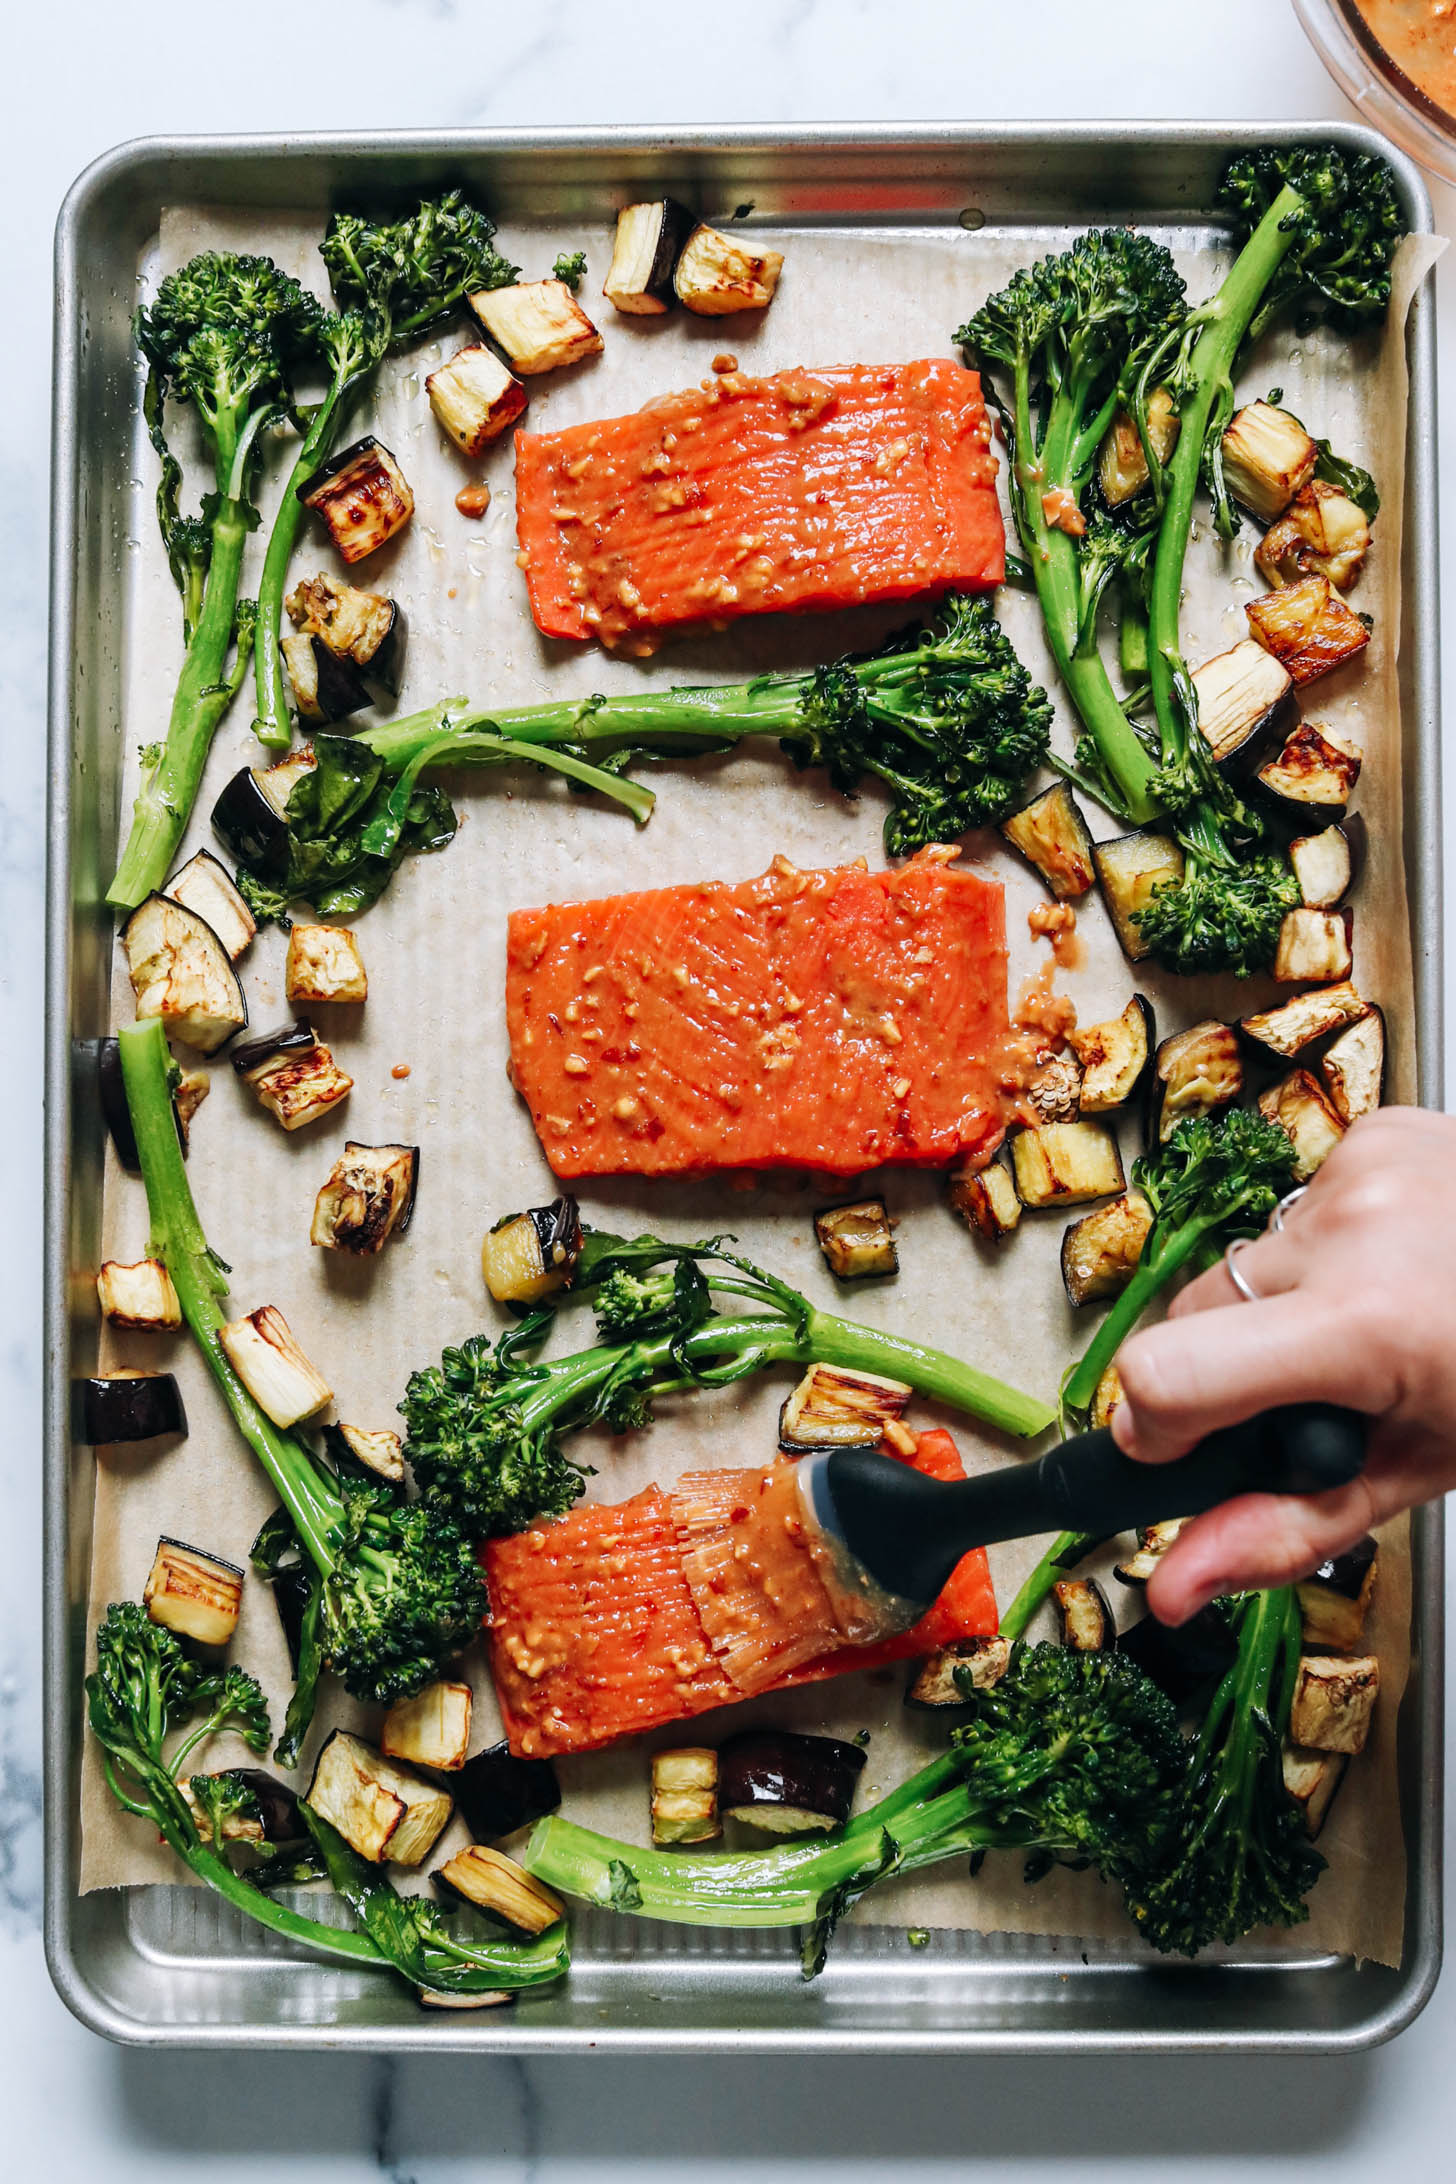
[1313,439,1380,523]
[552,250,588,292]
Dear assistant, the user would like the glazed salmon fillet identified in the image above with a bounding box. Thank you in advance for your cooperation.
[485,1432,998,1759]
[514,359,1003,649]
[505,850,1010,1180]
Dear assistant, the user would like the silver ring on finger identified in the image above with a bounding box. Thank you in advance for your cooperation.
[1224,1235,1261,1304]
[1270,1184,1309,1235]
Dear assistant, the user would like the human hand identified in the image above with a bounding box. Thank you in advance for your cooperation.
[1109,1107,1456,1623]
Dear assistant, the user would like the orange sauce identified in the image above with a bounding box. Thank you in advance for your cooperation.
[1356,0,1456,116]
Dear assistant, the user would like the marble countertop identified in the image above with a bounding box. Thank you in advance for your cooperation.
[8,0,1456,2171]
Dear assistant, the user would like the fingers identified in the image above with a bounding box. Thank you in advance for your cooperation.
[1110,1289,1400,1466]
[1144,1479,1378,1624]
[1167,1228,1304,1319]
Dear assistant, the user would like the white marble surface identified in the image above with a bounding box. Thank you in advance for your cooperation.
[7,0,1456,2171]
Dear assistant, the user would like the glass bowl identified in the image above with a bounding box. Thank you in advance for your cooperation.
[1294,0,1456,183]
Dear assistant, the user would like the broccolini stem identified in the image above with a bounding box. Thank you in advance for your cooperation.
[251,411,343,752]
[1061,1212,1228,1416]
[355,708,659,823]
[117,1019,345,1570]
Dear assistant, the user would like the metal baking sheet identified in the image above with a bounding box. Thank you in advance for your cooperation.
[44,122,1444,2051]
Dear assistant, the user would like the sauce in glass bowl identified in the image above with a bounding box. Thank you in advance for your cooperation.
[1355,0,1456,120]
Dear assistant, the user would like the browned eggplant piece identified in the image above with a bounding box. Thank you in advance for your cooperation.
[233,1020,353,1131]
[1024,1049,1083,1126]
[1113,1519,1189,1586]
[1221,401,1318,522]
[650,1748,721,1844]
[1240,981,1367,1061]
[1273,907,1354,986]
[1190,639,1298,773]
[74,1371,186,1444]
[1089,1362,1124,1431]
[998,782,1095,901]
[433,1845,565,1932]
[334,1422,405,1483]
[143,1536,244,1648]
[1010,1121,1125,1210]
[298,437,414,564]
[1320,1009,1385,1124]
[905,1635,1012,1708]
[1118,1606,1238,1703]
[286,924,367,1005]
[1257,1069,1346,1182]
[1289,1655,1379,1756]
[1281,1744,1349,1838]
[1256,480,1370,592]
[122,894,248,1055]
[285,571,407,695]
[674,223,784,314]
[717,1730,865,1835]
[948,1158,1022,1243]
[1289,825,1355,908]
[307,1730,452,1865]
[1096,385,1179,507]
[381,1681,473,1772]
[165,850,256,961]
[96,1258,182,1331]
[603,199,695,314]
[453,1740,561,1842]
[1093,830,1185,961]
[483,1197,584,1304]
[1297,1535,1378,1654]
[211,748,317,872]
[1255,720,1361,829]
[778,1361,912,1451]
[469,280,603,374]
[1147,1020,1242,1147]
[1071,996,1154,1114]
[1053,1577,1113,1652]
[1246,576,1371,687]
[311,1142,420,1254]
[280,631,372,725]
[813,1199,898,1280]
[219,1305,332,1428]
[1060,1190,1153,1307]
[426,343,528,454]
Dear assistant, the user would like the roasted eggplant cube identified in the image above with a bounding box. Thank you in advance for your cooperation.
[311,1142,419,1255]
[285,571,406,692]
[280,631,371,725]
[813,1199,897,1280]
[96,1258,182,1331]
[143,1536,244,1648]
[307,1730,453,1866]
[75,1371,186,1445]
[299,437,414,564]
[778,1362,912,1450]
[1221,401,1318,522]
[123,894,248,1055]
[674,222,784,315]
[182,1768,301,1847]
[999,782,1095,901]
[165,850,255,961]
[1274,907,1354,986]
[1149,1020,1243,1146]
[236,1026,353,1132]
[1053,1578,1113,1653]
[433,1845,564,1933]
[1060,1190,1153,1307]
[1297,1536,1378,1654]
[905,1635,1012,1708]
[381,1681,473,1773]
[1289,825,1355,909]
[1093,831,1185,962]
[416,1987,514,2012]
[1024,1050,1083,1126]
[426,342,528,453]
[1190,639,1298,773]
[1096,385,1179,507]
[1011,1121,1124,1209]
[1256,720,1361,829]
[286,924,367,1006]
[1072,996,1154,1114]
[211,756,311,873]
[1241,981,1367,1061]
[1282,1743,1349,1839]
[1289,1655,1379,1756]
[173,1068,209,1150]
[482,1197,584,1304]
[1256,480,1370,593]
[651,1747,721,1844]
[1321,1008,1385,1125]
[948,1158,1022,1243]
[1118,1605,1238,1703]
[336,1422,406,1483]
[1090,1362,1124,1432]
[718,1730,865,1835]
[219,1305,332,1428]
[1246,576,1371,687]
[454,1740,561,1842]
[469,279,603,375]
[1257,1070,1346,1183]
[1114,1519,1189,1586]
[603,199,695,314]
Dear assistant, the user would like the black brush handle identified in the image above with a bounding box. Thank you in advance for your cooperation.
[825,1402,1369,1607]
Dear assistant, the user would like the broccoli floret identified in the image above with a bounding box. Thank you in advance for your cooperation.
[399,1334,590,1538]
[552,249,588,292]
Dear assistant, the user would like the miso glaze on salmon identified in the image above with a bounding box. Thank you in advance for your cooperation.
[505,849,1010,1180]
[513,359,1004,650]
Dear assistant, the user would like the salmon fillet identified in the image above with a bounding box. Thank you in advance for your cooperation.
[514,359,1003,649]
[484,1430,998,1759]
[505,849,1010,1180]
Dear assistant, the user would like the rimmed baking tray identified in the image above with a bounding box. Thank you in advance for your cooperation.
[44,121,1443,2051]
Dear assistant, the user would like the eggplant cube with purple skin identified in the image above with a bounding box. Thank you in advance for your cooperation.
[468,281,603,376]
[312,1143,419,1255]
[949,1158,1021,1243]
[234,1022,353,1132]
[1257,1070,1346,1183]
[299,438,414,564]
[427,343,529,454]
[143,1536,244,1648]
[96,1258,182,1332]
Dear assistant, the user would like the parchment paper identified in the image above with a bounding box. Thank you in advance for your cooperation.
[79,206,1439,1970]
